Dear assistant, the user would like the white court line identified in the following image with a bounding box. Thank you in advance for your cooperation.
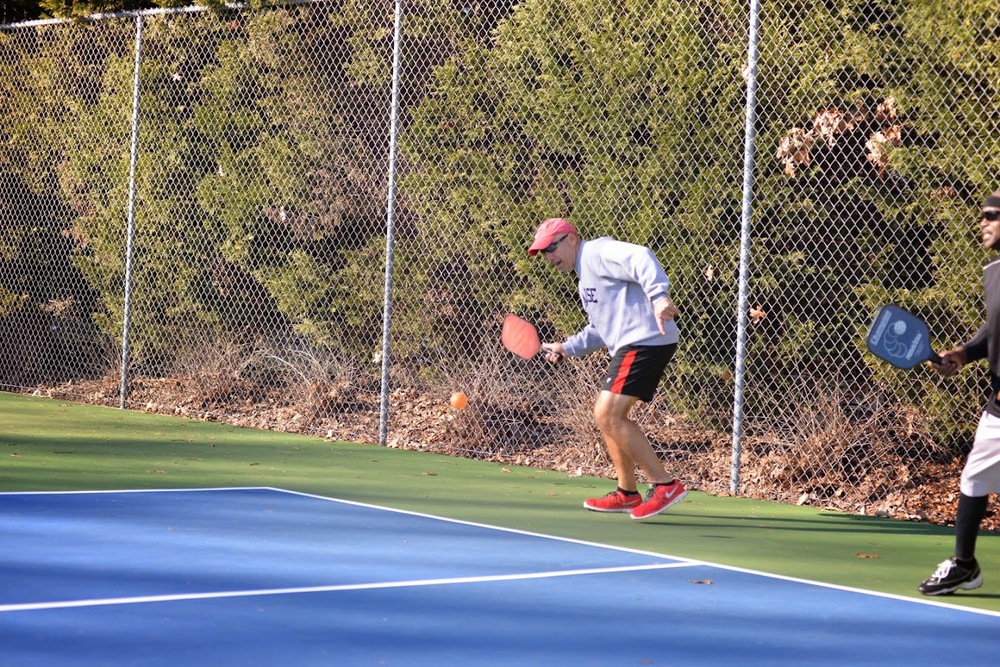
[0,562,692,613]
[0,487,256,496]
[267,487,1000,619]
[271,486,689,561]
[4,486,1000,619]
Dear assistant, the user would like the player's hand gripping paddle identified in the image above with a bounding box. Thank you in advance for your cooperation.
[501,314,543,360]
[865,304,943,369]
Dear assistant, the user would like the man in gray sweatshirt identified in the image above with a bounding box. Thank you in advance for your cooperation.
[528,217,686,520]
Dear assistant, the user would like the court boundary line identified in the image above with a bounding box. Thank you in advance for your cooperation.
[271,486,1000,619]
[0,563,692,614]
[3,486,1000,619]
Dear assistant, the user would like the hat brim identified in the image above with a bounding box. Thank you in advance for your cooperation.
[527,235,559,256]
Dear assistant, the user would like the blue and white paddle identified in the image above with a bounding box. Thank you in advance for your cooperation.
[865,304,942,369]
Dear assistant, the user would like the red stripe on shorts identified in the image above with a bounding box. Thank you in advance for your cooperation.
[610,349,637,394]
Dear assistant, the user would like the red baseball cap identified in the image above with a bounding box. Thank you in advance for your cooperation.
[528,218,579,256]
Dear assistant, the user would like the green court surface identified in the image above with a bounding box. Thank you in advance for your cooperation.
[1,391,997,612]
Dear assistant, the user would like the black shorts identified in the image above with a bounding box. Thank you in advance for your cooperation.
[602,344,676,402]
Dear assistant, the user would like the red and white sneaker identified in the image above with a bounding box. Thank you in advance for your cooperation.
[583,489,642,513]
[630,481,687,520]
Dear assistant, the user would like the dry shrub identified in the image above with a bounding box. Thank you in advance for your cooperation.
[170,332,376,419]
[169,332,270,407]
[736,377,949,511]
[263,346,378,419]
[438,344,571,459]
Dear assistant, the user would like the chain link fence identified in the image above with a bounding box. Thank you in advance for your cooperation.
[2,0,999,517]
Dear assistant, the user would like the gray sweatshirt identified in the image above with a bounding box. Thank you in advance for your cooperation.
[962,254,1000,417]
[561,237,679,358]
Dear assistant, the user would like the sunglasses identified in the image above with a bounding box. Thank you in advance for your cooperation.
[541,235,568,254]
[982,210,1000,222]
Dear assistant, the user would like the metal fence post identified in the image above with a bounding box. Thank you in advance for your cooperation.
[119,13,144,409]
[378,0,405,446]
[730,0,763,494]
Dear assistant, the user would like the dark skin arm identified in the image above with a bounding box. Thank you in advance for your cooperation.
[929,347,965,377]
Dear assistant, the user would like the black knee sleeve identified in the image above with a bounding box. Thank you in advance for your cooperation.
[955,493,989,561]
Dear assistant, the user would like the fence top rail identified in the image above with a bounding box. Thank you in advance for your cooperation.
[0,0,323,31]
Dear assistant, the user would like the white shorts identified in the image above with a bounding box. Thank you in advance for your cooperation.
[961,411,1000,496]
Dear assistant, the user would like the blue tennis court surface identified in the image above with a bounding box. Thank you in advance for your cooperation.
[1,487,998,666]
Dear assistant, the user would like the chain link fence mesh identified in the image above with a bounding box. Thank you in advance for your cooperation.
[2,0,999,519]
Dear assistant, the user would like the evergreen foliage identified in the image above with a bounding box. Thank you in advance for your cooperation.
[1,0,998,439]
